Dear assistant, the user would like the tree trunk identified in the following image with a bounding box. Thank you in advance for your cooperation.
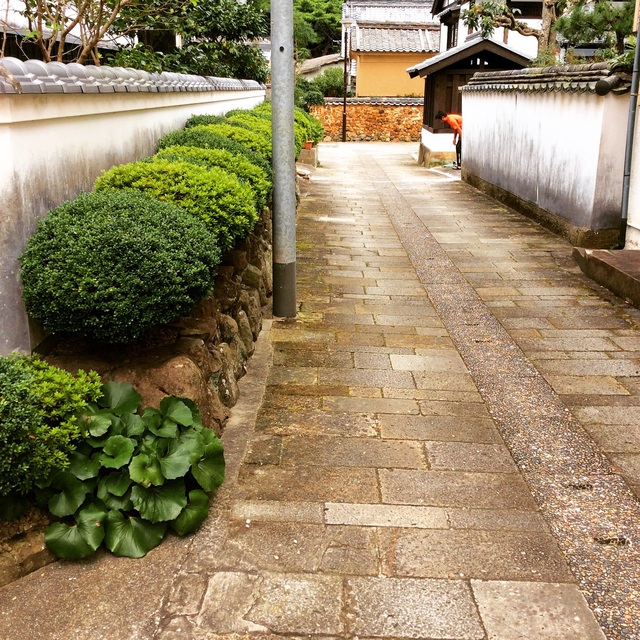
[539,0,557,49]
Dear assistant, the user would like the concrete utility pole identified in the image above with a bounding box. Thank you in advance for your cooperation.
[271,0,297,317]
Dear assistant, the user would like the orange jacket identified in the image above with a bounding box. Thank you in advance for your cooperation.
[442,114,462,135]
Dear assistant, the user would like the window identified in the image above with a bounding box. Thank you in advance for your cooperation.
[446,21,458,49]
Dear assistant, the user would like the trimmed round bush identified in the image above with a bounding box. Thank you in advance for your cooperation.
[155,145,271,210]
[95,158,258,251]
[197,123,272,162]
[156,127,272,179]
[20,190,221,343]
[0,354,101,497]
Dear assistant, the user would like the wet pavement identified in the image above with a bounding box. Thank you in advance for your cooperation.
[2,142,640,639]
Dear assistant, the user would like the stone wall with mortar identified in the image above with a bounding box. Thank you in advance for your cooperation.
[311,98,422,142]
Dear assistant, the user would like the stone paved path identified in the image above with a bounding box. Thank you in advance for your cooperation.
[2,142,640,639]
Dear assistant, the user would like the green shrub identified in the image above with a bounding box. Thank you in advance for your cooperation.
[254,101,324,145]
[95,158,257,251]
[0,354,101,497]
[185,114,227,129]
[20,190,221,344]
[196,123,272,161]
[42,382,225,559]
[156,127,272,179]
[155,145,271,210]
[226,113,273,142]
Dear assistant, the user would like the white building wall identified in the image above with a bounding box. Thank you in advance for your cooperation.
[624,113,640,248]
[461,89,626,232]
[0,88,265,354]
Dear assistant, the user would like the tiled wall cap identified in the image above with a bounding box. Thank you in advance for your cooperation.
[0,57,265,94]
[45,62,84,93]
[64,63,101,93]
[0,58,43,93]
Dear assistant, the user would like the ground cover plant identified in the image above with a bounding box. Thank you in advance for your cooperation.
[42,381,225,559]
[155,145,271,210]
[0,355,101,504]
[95,158,257,252]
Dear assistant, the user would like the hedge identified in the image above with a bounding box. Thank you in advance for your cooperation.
[20,190,221,343]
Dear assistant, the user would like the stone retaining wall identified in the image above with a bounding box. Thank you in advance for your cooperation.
[0,208,273,587]
[311,98,422,142]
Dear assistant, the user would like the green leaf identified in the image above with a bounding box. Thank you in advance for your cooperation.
[97,482,133,511]
[177,397,204,429]
[45,502,108,559]
[68,450,101,480]
[99,382,142,415]
[99,471,132,497]
[84,412,112,437]
[99,435,135,469]
[170,489,209,536]
[48,472,91,517]
[157,432,204,480]
[150,418,179,439]
[129,453,165,487]
[105,510,167,558]
[123,412,145,437]
[160,396,194,427]
[130,481,187,523]
[191,437,225,493]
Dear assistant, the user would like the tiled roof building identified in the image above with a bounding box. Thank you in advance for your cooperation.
[342,0,439,96]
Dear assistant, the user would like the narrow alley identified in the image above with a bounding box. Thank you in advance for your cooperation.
[1,142,639,640]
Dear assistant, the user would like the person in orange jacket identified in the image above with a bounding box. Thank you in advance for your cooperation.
[435,111,462,169]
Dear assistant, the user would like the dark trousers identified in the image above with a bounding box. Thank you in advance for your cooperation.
[456,138,462,167]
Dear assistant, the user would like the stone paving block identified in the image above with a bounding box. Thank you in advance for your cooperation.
[545,375,630,395]
[382,388,483,403]
[256,408,379,437]
[318,368,415,389]
[471,580,607,639]
[389,528,573,581]
[447,508,548,532]
[262,393,322,411]
[354,352,392,369]
[198,572,343,635]
[244,436,282,465]
[581,424,640,452]
[535,358,640,376]
[269,328,336,343]
[412,372,479,391]
[273,348,354,368]
[377,414,501,443]
[323,396,420,414]
[574,405,640,425]
[336,331,386,346]
[390,352,467,373]
[238,465,380,503]
[282,435,426,469]
[217,521,379,575]
[425,442,518,472]
[345,576,484,639]
[518,337,621,352]
[419,399,490,417]
[231,500,324,524]
[609,452,640,481]
[380,469,538,509]
[268,367,318,385]
[324,502,448,529]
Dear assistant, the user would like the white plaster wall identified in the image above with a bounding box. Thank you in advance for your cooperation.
[462,89,626,231]
[0,88,265,354]
[421,127,456,152]
[625,109,640,248]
